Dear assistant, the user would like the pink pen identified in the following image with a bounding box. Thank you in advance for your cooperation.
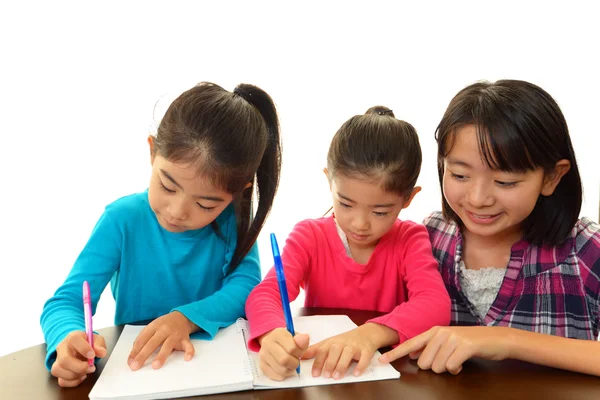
[83,281,94,366]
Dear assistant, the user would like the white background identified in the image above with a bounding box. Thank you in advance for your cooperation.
[1,1,598,357]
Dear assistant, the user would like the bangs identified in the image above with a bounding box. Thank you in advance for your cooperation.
[474,123,537,172]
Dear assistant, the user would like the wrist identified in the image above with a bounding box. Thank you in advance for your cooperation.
[172,311,199,335]
[361,323,399,349]
[500,326,519,359]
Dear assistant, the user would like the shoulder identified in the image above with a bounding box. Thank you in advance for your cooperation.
[422,211,458,244]
[103,191,151,220]
[572,217,600,267]
[289,217,332,241]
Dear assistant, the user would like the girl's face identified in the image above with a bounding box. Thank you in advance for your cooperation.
[328,172,419,251]
[147,146,234,233]
[442,125,558,241]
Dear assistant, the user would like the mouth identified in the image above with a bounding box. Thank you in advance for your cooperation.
[466,211,502,225]
[349,231,370,241]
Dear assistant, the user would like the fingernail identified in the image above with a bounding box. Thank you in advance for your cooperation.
[87,366,96,374]
[312,370,319,377]
[354,369,360,376]
[80,375,87,381]
[333,372,341,379]
[127,357,133,365]
[130,361,140,370]
[152,360,162,369]
[86,351,94,359]
[324,371,331,378]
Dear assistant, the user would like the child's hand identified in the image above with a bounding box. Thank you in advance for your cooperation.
[128,311,197,371]
[258,328,310,381]
[302,323,393,379]
[52,331,107,387]
[379,326,514,374]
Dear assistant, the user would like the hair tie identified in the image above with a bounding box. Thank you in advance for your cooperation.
[378,109,394,115]
[234,87,252,103]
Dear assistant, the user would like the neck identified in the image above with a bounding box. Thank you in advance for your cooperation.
[462,225,523,251]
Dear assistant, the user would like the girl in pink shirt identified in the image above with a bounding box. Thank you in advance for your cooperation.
[245,106,451,381]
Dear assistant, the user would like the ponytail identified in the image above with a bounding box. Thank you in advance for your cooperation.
[228,84,282,272]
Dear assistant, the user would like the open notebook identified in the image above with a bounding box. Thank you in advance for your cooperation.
[89,315,400,400]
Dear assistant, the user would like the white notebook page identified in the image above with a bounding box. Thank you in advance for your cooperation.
[89,323,252,400]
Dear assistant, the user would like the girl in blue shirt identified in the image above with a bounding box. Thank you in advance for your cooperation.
[40,82,282,387]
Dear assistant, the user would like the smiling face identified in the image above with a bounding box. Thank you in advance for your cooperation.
[147,142,234,233]
[442,125,559,242]
[328,172,418,252]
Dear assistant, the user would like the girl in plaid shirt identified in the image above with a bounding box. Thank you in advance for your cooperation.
[380,80,600,376]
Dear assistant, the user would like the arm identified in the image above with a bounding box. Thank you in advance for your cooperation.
[369,223,451,344]
[381,325,600,376]
[172,242,262,338]
[510,329,600,376]
[245,221,315,351]
[40,211,122,370]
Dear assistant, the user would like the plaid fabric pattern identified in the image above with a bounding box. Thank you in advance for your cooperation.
[424,211,600,340]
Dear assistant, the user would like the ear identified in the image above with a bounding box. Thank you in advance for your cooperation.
[541,159,570,196]
[323,168,332,189]
[244,182,253,190]
[148,135,156,164]
[401,186,422,209]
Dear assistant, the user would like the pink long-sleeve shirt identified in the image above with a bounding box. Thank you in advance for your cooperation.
[245,216,451,351]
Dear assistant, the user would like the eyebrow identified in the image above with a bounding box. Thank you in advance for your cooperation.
[337,192,396,208]
[446,157,472,168]
[160,169,225,202]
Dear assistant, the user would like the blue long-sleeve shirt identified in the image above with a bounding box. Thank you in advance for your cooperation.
[40,191,261,370]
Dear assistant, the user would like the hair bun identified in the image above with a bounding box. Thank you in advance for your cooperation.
[365,105,395,117]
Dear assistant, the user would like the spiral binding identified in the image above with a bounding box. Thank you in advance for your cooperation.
[236,318,259,379]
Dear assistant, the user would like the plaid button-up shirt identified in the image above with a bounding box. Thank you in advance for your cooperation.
[424,211,600,340]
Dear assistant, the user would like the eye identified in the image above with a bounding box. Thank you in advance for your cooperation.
[450,173,467,181]
[373,212,388,217]
[160,181,175,193]
[197,203,216,212]
[338,201,351,208]
[496,180,518,188]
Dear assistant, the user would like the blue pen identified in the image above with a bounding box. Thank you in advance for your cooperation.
[270,233,300,375]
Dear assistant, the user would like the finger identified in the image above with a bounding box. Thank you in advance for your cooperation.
[272,334,308,364]
[409,350,422,360]
[309,342,330,377]
[379,330,433,363]
[416,331,448,371]
[445,344,472,375]
[302,342,320,360]
[67,332,95,360]
[181,339,195,361]
[93,334,108,358]
[131,333,165,371]
[260,348,296,377]
[293,333,310,354]
[265,343,300,376]
[128,326,155,365]
[152,337,176,369]
[55,353,92,376]
[332,346,356,379]
[354,349,373,376]
[259,358,290,381]
[57,375,87,388]
[320,344,343,379]
[51,363,87,381]
[430,336,458,374]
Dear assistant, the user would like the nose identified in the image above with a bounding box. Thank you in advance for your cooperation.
[351,212,370,232]
[166,196,188,221]
[467,181,494,208]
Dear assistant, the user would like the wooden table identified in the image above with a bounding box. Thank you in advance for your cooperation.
[2,307,600,399]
